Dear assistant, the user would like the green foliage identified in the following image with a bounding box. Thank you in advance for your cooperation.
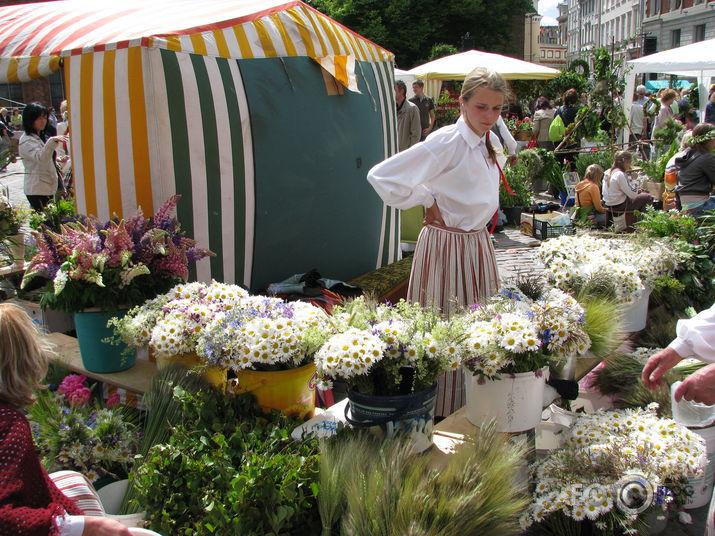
[652,118,684,153]
[567,58,590,78]
[562,106,601,145]
[578,294,625,360]
[544,70,588,102]
[132,388,321,535]
[518,148,565,191]
[574,150,613,180]
[637,142,678,182]
[509,80,547,106]
[501,161,534,208]
[427,43,459,61]
[28,198,77,232]
[310,0,535,68]
[434,89,460,129]
[319,425,528,535]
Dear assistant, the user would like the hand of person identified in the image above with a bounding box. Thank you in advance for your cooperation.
[673,363,715,405]
[57,154,70,163]
[422,127,431,137]
[82,516,133,536]
[641,347,683,389]
[50,135,69,145]
[423,202,445,227]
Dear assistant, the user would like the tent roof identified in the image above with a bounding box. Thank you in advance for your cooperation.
[0,0,392,82]
[407,49,560,81]
[627,38,715,75]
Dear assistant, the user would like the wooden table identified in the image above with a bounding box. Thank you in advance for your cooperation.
[47,332,157,394]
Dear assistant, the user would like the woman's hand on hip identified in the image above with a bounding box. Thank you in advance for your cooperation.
[423,202,445,227]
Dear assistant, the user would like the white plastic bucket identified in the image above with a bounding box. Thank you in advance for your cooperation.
[620,288,651,333]
[684,425,715,509]
[464,366,549,433]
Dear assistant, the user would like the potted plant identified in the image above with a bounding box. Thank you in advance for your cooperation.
[521,405,706,535]
[514,116,533,141]
[538,234,680,332]
[0,190,29,266]
[314,298,464,451]
[501,161,534,226]
[27,374,141,486]
[461,283,592,432]
[21,195,213,373]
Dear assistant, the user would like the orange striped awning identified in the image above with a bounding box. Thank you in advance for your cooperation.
[0,0,392,83]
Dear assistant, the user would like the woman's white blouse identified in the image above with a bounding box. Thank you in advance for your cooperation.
[367,116,505,231]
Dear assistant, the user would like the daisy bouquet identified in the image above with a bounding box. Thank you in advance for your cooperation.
[539,235,679,304]
[462,285,591,380]
[109,280,249,358]
[197,296,331,372]
[521,405,705,535]
[21,195,213,312]
[314,298,467,395]
[27,376,141,484]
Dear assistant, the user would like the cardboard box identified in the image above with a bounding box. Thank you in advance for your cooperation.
[9,298,75,334]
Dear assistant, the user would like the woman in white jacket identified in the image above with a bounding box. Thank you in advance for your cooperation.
[18,102,67,210]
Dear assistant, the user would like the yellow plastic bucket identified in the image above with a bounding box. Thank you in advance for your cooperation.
[155,353,227,388]
[235,363,317,418]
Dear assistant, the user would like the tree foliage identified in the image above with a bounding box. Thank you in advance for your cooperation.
[308,0,536,68]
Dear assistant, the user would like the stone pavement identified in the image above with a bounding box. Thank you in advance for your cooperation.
[0,160,28,207]
[493,226,544,283]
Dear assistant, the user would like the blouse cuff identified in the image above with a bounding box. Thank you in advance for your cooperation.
[56,514,85,536]
[668,338,692,359]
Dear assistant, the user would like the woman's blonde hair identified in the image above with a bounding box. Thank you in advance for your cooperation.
[461,68,511,164]
[611,150,633,172]
[584,164,604,183]
[0,304,52,408]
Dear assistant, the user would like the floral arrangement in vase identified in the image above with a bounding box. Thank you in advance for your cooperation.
[462,284,591,380]
[314,298,465,395]
[521,404,705,535]
[538,235,680,305]
[109,280,250,358]
[21,195,213,312]
[27,374,141,484]
[197,296,330,372]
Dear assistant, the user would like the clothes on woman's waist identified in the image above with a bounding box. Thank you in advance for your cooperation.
[367,116,503,231]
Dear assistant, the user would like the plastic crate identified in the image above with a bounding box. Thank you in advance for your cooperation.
[532,218,576,240]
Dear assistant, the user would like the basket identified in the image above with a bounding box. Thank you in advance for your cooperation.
[532,217,575,240]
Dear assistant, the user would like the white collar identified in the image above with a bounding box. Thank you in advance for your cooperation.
[456,116,487,149]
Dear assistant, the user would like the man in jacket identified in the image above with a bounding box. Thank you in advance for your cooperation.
[395,80,421,152]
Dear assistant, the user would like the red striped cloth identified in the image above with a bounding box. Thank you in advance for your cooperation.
[407,223,499,417]
[49,471,104,517]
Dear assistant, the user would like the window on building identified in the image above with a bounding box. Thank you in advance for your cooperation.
[0,83,22,108]
[48,70,65,110]
[671,28,681,48]
[694,24,706,42]
[654,0,662,15]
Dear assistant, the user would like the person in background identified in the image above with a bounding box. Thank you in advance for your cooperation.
[706,87,715,125]
[554,89,581,168]
[18,102,67,211]
[0,107,9,127]
[573,164,607,226]
[532,96,555,150]
[368,68,509,417]
[10,107,22,130]
[629,85,649,159]
[674,123,715,215]
[602,150,653,214]
[0,303,133,536]
[410,79,436,141]
[47,107,58,131]
[395,80,421,152]
[642,302,715,405]
[653,88,677,133]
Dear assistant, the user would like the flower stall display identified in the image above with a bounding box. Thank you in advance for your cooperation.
[539,234,680,332]
[28,375,141,485]
[521,405,706,535]
[21,195,213,373]
[314,298,464,450]
[461,285,592,432]
[0,190,28,266]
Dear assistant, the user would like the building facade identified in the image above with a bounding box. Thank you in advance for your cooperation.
[642,0,715,52]
[538,26,569,69]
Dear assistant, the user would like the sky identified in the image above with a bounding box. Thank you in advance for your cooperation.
[538,0,560,26]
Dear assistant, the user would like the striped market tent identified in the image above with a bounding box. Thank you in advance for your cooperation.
[0,0,400,290]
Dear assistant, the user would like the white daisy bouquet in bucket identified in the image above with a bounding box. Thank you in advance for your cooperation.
[314,298,466,395]
[108,280,250,359]
[196,296,331,372]
[521,404,706,535]
[462,284,592,381]
[538,234,680,305]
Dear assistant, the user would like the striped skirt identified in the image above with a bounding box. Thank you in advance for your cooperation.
[407,224,499,417]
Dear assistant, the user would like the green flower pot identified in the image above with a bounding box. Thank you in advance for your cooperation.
[73,310,135,373]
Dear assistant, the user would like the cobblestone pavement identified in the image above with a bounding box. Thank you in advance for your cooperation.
[493,227,544,283]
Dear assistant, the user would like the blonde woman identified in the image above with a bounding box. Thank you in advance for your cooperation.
[367,68,509,416]
[0,304,132,536]
[574,164,607,225]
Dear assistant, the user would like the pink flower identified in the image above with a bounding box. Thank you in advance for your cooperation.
[66,386,92,407]
[58,374,87,395]
[106,392,121,409]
